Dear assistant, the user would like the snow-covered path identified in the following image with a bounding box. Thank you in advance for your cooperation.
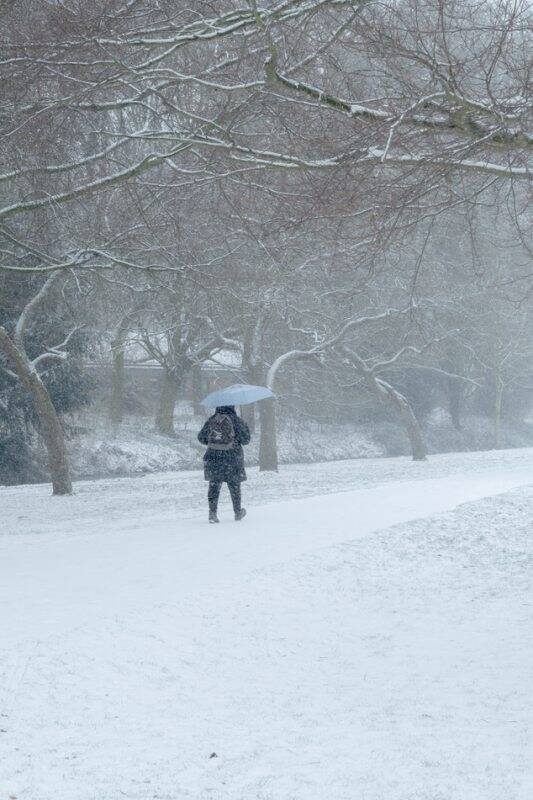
[1,463,533,643]
[1,449,532,799]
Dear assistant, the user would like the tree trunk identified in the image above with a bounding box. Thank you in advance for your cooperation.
[30,372,73,494]
[259,397,278,471]
[242,313,266,435]
[0,328,72,494]
[397,399,427,461]
[447,376,463,430]
[109,342,126,432]
[191,364,203,416]
[340,346,428,463]
[155,369,180,435]
[441,353,463,431]
[241,362,262,434]
[241,392,256,434]
[260,350,321,472]
[108,308,143,431]
[381,381,427,461]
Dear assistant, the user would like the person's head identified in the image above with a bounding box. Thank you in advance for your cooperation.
[215,405,236,415]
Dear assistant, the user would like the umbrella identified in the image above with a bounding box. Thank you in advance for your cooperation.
[200,383,275,408]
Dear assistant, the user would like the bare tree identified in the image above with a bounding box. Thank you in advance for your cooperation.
[136,309,241,436]
[0,273,75,494]
[0,0,531,490]
[1,0,529,275]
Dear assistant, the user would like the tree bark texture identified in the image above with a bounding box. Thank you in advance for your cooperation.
[379,379,427,461]
[191,364,204,416]
[0,327,72,494]
[241,362,263,434]
[155,369,181,435]
[258,397,279,472]
[341,346,428,462]
[109,339,126,431]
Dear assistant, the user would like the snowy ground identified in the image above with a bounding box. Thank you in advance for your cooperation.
[1,448,532,799]
[26,406,532,483]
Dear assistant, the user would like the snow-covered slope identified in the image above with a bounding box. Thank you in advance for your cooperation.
[25,408,533,484]
[1,449,532,799]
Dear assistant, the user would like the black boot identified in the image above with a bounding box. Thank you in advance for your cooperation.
[209,510,219,524]
[235,508,246,521]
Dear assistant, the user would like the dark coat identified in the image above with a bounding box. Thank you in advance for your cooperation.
[198,406,251,483]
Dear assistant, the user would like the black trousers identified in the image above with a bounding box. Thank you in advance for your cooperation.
[208,480,241,513]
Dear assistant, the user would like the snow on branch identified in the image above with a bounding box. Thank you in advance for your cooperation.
[192,317,243,362]
[0,143,194,222]
[91,1,356,50]
[31,326,82,369]
[14,272,64,351]
[267,350,322,390]
[267,308,407,389]
[0,138,131,184]
[265,57,533,152]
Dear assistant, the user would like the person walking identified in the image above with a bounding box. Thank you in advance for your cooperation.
[198,405,251,523]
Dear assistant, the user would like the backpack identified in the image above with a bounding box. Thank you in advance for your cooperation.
[207,413,235,450]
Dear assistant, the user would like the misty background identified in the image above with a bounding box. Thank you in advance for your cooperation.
[1,0,531,492]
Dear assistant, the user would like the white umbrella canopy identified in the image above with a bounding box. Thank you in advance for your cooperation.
[200,383,275,408]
